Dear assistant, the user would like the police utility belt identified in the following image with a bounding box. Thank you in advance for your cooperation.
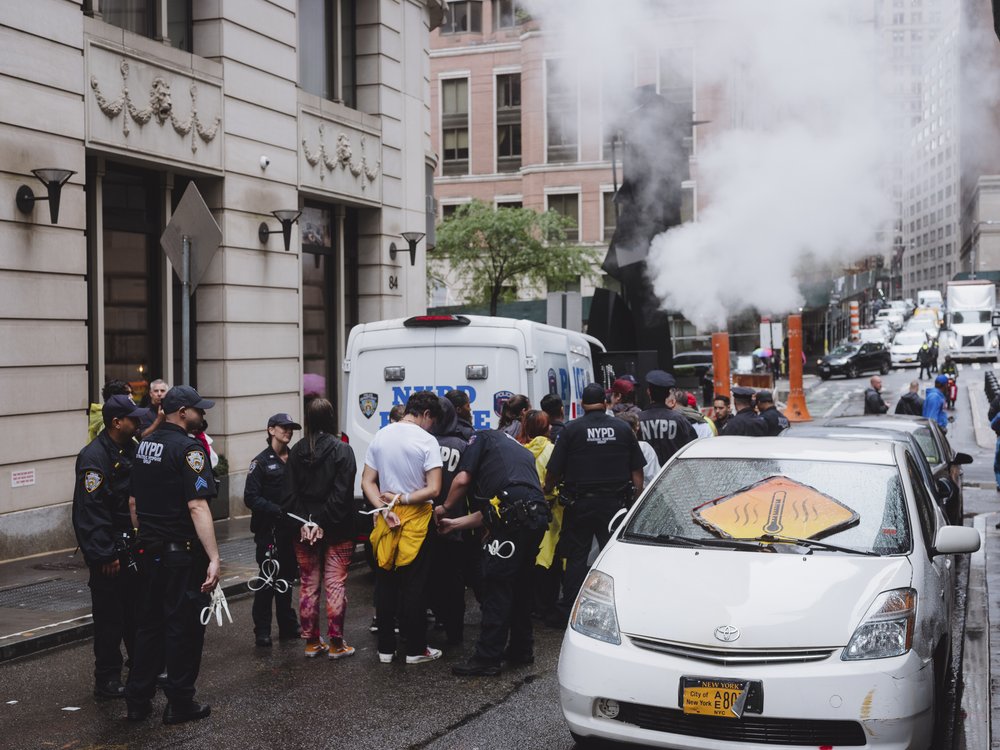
[140,539,203,555]
[476,485,551,534]
[559,481,634,508]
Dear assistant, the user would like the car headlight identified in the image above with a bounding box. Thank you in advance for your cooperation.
[571,570,621,645]
[990,335,999,348]
[842,588,916,660]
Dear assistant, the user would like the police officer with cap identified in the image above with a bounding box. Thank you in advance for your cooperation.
[755,391,789,436]
[722,387,769,436]
[72,394,146,700]
[435,428,552,676]
[637,370,697,464]
[544,383,645,623]
[244,413,302,647]
[125,385,220,725]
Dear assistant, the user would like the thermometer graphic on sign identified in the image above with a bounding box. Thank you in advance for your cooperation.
[764,490,786,535]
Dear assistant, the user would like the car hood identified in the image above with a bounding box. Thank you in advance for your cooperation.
[891,342,921,354]
[820,353,854,364]
[603,543,912,648]
[950,323,992,336]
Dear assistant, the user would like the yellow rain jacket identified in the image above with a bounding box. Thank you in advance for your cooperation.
[370,501,433,571]
[524,436,563,569]
[87,403,103,443]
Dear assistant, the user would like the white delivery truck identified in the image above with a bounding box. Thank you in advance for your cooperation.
[941,280,999,361]
[341,315,605,497]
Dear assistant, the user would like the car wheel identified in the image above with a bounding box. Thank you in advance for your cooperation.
[846,364,858,379]
[880,361,890,375]
[820,373,830,381]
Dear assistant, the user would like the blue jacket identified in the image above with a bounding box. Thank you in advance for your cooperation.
[922,387,948,430]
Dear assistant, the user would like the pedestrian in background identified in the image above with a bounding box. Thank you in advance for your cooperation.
[244,413,302,648]
[864,376,890,415]
[895,381,924,416]
[88,379,132,443]
[922,375,949,433]
[282,399,357,660]
[72,395,146,701]
[362,391,444,665]
[499,394,530,439]
[712,394,733,433]
[721,387,768,436]
[139,379,169,438]
[444,389,476,440]
[126,386,220,725]
[669,389,716,438]
[609,378,641,419]
[540,394,566,442]
[918,341,932,380]
[929,339,939,374]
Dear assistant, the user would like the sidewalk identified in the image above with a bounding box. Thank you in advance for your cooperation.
[0,516,259,662]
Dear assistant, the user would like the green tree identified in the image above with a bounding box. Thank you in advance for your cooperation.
[433,200,600,316]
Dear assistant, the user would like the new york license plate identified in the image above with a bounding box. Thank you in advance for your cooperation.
[680,677,761,719]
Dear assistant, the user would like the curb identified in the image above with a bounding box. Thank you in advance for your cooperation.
[960,514,991,748]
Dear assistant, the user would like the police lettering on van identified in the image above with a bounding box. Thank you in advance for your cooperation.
[381,385,491,429]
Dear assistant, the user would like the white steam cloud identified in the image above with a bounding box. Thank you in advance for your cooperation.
[527,0,895,330]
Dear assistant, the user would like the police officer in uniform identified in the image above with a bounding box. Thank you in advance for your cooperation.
[435,429,551,676]
[125,386,220,725]
[755,391,790,436]
[637,370,697,464]
[72,394,146,700]
[544,383,645,623]
[722,386,769,436]
[244,413,302,647]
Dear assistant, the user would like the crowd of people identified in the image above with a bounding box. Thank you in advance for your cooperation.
[70,368,806,725]
[863,370,955,432]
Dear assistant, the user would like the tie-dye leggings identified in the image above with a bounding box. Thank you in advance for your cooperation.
[294,540,353,641]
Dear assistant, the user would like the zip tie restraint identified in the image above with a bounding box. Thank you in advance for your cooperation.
[247,551,289,594]
[359,494,400,516]
[200,586,233,627]
[483,539,515,559]
[286,511,318,532]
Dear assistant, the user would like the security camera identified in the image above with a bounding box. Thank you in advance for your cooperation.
[260,155,270,170]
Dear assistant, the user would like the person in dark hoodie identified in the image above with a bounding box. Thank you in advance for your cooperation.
[444,389,476,440]
[895,380,924,416]
[282,398,357,659]
[428,396,471,645]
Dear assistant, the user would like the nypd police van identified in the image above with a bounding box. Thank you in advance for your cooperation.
[342,315,604,497]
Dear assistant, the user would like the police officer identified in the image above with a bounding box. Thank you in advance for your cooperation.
[244,413,302,647]
[72,394,146,700]
[544,383,645,623]
[756,391,789,436]
[125,386,220,725]
[637,370,697,463]
[435,428,551,676]
[722,386,769,436]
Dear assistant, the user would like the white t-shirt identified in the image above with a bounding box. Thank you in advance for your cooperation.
[639,441,661,487]
[364,421,443,496]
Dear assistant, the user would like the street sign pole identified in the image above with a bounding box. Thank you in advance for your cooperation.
[182,235,191,385]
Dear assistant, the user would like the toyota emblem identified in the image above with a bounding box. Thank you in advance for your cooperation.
[714,625,741,642]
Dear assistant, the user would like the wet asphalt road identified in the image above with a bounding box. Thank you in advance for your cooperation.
[1,366,989,749]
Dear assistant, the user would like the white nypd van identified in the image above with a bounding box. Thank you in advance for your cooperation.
[341,315,604,498]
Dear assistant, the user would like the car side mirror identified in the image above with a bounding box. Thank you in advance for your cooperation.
[933,525,981,555]
[934,477,958,504]
[951,452,973,466]
[608,507,628,535]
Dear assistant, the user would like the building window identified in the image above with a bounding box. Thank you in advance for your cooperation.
[497,199,522,210]
[96,0,192,51]
[494,0,522,29]
[602,191,617,242]
[546,59,578,163]
[442,1,482,34]
[442,78,470,175]
[298,0,357,107]
[441,203,462,221]
[547,193,579,241]
[496,73,521,172]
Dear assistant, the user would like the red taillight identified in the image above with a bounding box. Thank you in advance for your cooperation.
[571,402,578,419]
[340,432,350,444]
[403,315,471,328]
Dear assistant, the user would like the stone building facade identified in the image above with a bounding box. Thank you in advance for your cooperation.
[0,0,444,558]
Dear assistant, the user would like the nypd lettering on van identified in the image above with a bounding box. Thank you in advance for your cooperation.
[380,385,492,429]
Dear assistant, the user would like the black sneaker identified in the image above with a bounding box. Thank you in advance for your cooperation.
[503,650,535,666]
[255,634,273,648]
[278,628,302,641]
[452,659,502,677]
[94,679,126,700]
[162,701,211,725]
[126,700,153,722]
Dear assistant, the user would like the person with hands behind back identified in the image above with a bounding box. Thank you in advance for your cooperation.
[282,399,357,660]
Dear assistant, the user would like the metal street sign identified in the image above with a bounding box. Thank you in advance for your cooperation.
[159,182,222,294]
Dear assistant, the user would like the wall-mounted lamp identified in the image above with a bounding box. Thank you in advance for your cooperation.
[390,231,426,266]
[16,168,76,224]
[258,209,302,252]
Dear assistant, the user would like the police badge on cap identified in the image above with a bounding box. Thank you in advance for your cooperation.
[359,392,379,419]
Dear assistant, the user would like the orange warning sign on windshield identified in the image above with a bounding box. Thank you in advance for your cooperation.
[692,476,858,540]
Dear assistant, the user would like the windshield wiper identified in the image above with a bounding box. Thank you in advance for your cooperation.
[732,534,879,557]
[623,531,774,552]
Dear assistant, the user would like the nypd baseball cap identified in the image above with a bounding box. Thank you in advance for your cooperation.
[162,385,215,414]
[267,412,301,430]
[581,382,607,405]
[102,394,147,422]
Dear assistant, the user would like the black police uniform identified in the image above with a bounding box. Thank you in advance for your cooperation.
[546,410,645,619]
[457,430,551,667]
[758,406,790,436]
[722,406,769,436]
[125,422,216,713]
[429,398,471,644]
[72,429,138,696]
[637,403,697,464]
[244,446,299,641]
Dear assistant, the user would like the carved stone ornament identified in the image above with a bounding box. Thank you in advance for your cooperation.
[90,59,221,153]
[302,124,380,189]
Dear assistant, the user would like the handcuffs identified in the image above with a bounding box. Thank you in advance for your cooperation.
[200,586,233,626]
[248,544,290,593]
[358,494,400,518]
[483,538,515,559]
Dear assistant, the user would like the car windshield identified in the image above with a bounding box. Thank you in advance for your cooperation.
[829,345,858,356]
[952,310,991,324]
[623,458,910,555]
[893,332,925,345]
[912,426,940,465]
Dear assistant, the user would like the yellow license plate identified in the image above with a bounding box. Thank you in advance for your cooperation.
[681,679,748,718]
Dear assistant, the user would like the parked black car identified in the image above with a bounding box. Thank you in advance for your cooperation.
[817,342,891,380]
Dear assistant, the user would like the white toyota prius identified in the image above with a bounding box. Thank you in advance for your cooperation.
[559,437,980,749]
